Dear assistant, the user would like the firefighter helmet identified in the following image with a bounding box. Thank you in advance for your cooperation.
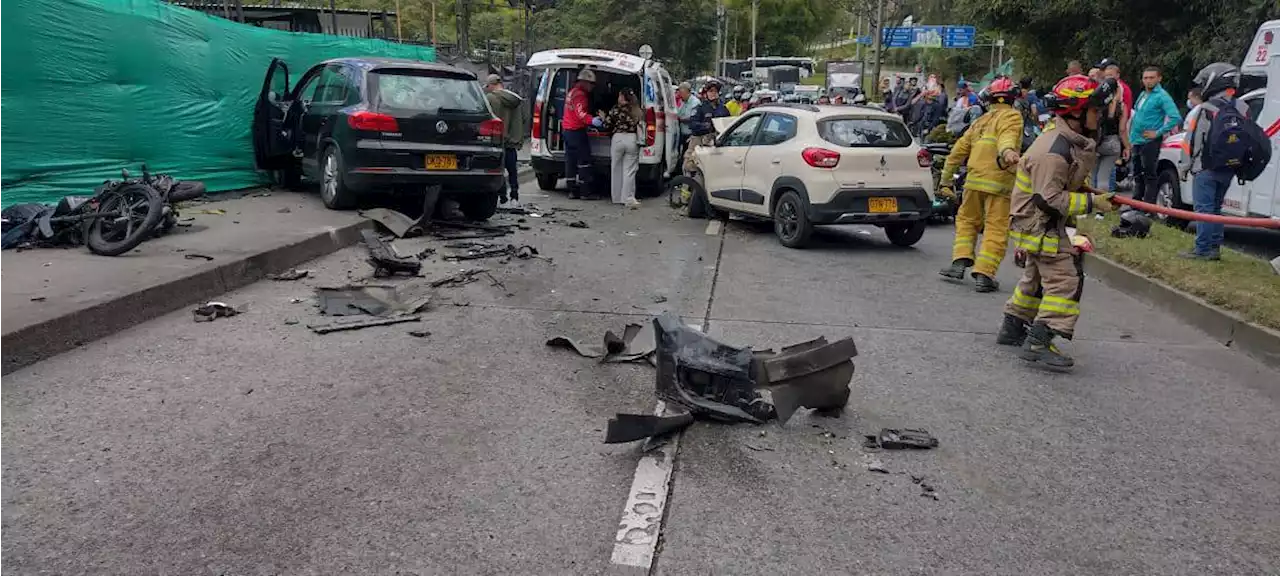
[987,76,1018,104]
[1043,74,1100,116]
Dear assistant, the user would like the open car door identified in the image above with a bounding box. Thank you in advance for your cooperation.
[252,58,294,170]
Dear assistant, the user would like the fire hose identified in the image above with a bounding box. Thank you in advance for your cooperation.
[1082,186,1280,229]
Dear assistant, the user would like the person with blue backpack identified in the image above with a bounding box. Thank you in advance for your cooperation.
[1179,62,1272,260]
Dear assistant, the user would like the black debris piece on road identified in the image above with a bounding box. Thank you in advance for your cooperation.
[753,336,858,423]
[183,253,214,261]
[307,315,421,334]
[567,220,589,229]
[192,301,238,322]
[558,312,859,445]
[408,329,431,338]
[267,268,310,281]
[863,428,940,450]
[314,285,431,317]
[604,412,695,444]
[429,268,488,288]
[442,243,539,262]
[361,207,425,239]
[361,228,422,277]
[546,321,657,364]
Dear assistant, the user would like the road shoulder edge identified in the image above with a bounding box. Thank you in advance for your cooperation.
[1,222,370,375]
[1085,253,1280,369]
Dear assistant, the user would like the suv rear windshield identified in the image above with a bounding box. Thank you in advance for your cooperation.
[818,117,912,148]
[370,71,488,114]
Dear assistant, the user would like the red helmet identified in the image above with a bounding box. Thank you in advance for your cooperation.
[987,76,1018,104]
[1044,75,1100,116]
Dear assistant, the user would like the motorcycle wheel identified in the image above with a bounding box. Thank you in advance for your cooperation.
[85,182,164,256]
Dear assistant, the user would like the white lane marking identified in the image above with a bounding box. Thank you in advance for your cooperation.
[704,220,722,236]
[609,322,702,571]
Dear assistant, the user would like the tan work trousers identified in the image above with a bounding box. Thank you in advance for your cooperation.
[951,190,1011,278]
[1004,250,1085,338]
[683,134,715,174]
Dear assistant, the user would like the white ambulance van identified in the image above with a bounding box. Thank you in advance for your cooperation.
[1154,20,1280,224]
[526,49,680,193]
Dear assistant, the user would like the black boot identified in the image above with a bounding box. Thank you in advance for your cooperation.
[939,258,972,282]
[567,180,581,200]
[973,273,999,293]
[1018,322,1074,372]
[996,314,1027,346]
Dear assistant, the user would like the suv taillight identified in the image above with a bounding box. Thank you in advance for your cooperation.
[348,111,399,132]
[531,101,543,139]
[479,118,504,143]
[917,148,932,168]
[802,147,840,168]
[644,108,656,147]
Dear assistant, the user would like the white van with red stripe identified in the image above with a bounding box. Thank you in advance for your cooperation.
[1155,20,1280,221]
[525,49,680,193]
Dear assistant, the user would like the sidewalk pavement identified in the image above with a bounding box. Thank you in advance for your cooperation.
[1,190,365,374]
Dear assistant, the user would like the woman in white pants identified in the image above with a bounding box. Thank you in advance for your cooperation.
[601,88,644,208]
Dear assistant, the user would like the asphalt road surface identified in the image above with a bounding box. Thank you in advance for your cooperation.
[4,189,1279,576]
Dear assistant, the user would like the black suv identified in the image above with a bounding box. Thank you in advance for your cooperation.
[253,57,505,218]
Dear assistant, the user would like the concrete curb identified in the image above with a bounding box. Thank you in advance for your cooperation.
[1085,254,1280,369]
[1,222,371,375]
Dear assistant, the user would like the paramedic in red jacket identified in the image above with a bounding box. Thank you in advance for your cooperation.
[563,68,602,200]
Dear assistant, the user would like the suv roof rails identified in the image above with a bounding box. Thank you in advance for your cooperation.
[752,102,820,113]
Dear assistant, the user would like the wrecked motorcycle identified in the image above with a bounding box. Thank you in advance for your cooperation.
[1,165,205,256]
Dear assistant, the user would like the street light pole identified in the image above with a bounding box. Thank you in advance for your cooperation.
[750,0,758,82]
[871,0,884,94]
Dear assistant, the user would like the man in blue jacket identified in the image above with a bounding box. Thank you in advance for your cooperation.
[1129,65,1182,205]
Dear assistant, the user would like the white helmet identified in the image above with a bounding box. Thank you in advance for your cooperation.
[577,68,597,83]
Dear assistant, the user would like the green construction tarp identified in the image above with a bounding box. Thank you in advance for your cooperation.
[1,0,435,206]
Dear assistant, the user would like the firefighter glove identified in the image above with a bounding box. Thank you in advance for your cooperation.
[1093,194,1117,213]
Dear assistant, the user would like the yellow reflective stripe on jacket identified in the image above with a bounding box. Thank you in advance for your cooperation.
[1066,192,1092,217]
[1008,230,1060,254]
[966,177,1012,194]
[977,250,1003,267]
[1010,286,1041,309]
[1014,170,1032,193]
[1040,295,1080,316]
[975,136,998,147]
[954,236,975,246]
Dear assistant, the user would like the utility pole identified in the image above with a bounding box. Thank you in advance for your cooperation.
[871,0,884,93]
[395,0,402,40]
[750,0,758,82]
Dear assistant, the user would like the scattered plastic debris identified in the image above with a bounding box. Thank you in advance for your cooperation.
[193,301,238,322]
[567,220,589,228]
[429,269,489,288]
[362,228,421,277]
[184,254,215,261]
[268,268,310,281]
[863,428,939,450]
[308,315,421,334]
[408,329,431,338]
[314,285,430,317]
[604,413,694,444]
[546,322,657,364]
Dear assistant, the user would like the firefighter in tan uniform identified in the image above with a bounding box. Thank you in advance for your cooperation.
[937,77,1025,292]
[995,75,1119,371]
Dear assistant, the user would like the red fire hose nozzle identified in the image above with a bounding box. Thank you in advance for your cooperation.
[1080,186,1280,229]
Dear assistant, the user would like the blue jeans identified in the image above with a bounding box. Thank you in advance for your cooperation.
[502,147,519,201]
[1192,168,1234,256]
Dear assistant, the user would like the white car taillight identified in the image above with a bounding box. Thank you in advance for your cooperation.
[802,147,840,168]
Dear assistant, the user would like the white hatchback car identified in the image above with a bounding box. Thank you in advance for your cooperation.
[679,103,935,248]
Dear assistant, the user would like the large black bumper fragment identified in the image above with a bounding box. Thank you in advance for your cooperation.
[604,412,696,444]
[653,312,775,423]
